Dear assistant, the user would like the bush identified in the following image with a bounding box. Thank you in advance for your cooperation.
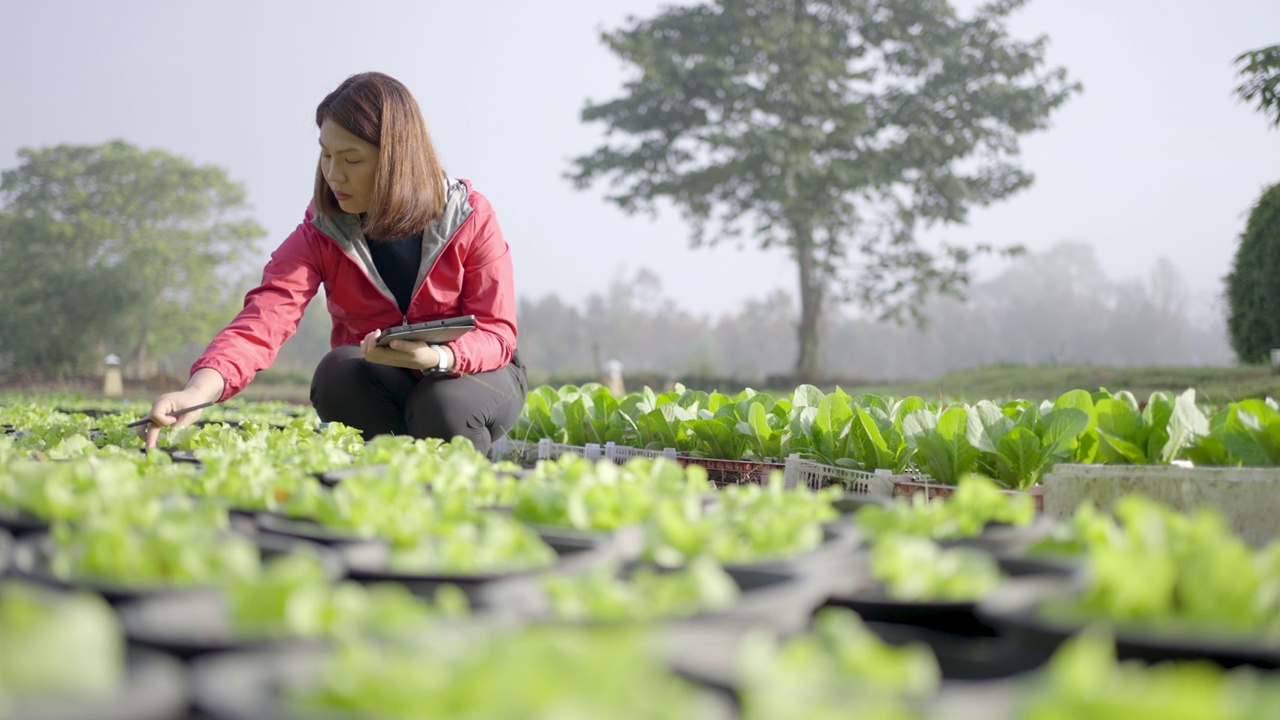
[1227,182,1280,363]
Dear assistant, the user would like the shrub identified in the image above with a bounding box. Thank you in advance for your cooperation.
[1227,182,1280,363]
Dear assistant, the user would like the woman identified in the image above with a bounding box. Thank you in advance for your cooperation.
[140,72,526,454]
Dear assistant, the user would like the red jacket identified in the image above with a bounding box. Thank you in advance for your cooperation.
[192,178,517,402]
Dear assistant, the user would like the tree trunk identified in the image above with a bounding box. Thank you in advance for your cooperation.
[789,0,822,384]
[794,219,823,383]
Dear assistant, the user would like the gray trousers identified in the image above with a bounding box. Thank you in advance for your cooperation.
[310,345,527,455]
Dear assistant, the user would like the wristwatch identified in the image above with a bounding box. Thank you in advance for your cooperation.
[431,345,450,373]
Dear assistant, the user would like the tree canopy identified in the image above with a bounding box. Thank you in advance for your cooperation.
[1226,183,1280,364]
[1235,43,1280,129]
[568,0,1078,380]
[0,140,265,378]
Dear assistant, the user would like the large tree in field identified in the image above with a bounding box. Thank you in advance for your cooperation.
[1225,44,1280,363]
[0,140,265,377]
[569,0,1078,381]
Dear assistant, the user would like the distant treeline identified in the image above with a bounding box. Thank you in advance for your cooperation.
[236,241,1232,387]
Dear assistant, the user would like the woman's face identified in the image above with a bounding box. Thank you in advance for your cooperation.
[319,118,379,215]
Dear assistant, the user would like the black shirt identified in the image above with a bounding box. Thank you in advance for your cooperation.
[368,234,423,315]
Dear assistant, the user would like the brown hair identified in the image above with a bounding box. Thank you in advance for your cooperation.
[313,72,447,239]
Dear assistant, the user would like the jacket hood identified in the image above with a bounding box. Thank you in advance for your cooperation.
[309,177,472,302]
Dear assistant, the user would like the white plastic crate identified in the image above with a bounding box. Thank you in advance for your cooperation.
[537,438,603,461]
[489,438,603,465]
[603,441,678,464]
[676,455,786,487]
[783,455,895,497]
[893,477,1044,514]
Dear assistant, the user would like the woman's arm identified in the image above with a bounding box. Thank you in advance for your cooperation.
[191,216,325,401]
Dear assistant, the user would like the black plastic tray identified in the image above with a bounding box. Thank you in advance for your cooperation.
[482,561,828,636]
[976,575,1280,669]
[119,589,328,661]
[0,502,50,537]
[826,579,996,637]
[251,513,392,569]
[10,530,344,606]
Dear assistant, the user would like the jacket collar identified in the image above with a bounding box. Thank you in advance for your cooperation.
[310,177,472,300]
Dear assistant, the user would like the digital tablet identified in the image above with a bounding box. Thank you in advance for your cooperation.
[376,315,476,347]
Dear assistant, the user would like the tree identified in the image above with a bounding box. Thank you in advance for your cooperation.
[1235,44,1280,128]
[1226,183,1280,364]
[568,0,1078,381]
[0,140,265,377]
[0,213,146,377]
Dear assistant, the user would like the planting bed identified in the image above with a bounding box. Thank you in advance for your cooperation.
[4,388,1280,718]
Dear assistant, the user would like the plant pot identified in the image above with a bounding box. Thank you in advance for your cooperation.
[864,621,1052,681]
[312,463,386,487]
[825,578,997,638]
[0,647,189,720]
[721,521,869,598]
[342,529,620,609]
[924,679,1023,720]
[481,562,828,636]
[10,531,343,607]
[0,502,50,537]
[991,551,1081,579]
[251,513,391,570]
[976,575,1280,669]
[521,521,649,560]
[831,492,893,515]
[937,517,1059,556]
[117,590,328,661]
[165,449,202,465]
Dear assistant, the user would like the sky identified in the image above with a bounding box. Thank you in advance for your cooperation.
[2,0,1278,320]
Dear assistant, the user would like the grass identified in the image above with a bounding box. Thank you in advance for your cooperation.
[7,363,1278,408]
[841,363,1280,405]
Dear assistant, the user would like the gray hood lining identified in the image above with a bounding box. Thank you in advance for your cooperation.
[311,176,473,310]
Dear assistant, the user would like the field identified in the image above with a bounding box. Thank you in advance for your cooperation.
[852,363,1280,404]
[9,362,1275,408]
[2,382,1280,718]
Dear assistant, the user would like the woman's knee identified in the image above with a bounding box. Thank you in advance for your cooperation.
[310,346,414,437]
[405,373,524,451]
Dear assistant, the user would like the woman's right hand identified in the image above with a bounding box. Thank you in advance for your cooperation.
[138,369,224,448]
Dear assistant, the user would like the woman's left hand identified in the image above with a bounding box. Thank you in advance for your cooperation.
[360,329,441,371]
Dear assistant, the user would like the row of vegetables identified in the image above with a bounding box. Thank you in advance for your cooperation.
[1,394,1279,719]
[515,383,1280,488]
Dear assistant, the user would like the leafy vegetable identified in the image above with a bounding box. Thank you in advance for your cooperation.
[854,474,1035,541]
[226,553,468,640]
[46,501,261,588]
[645,479,839,566]
[1041,495,1280,638]
[289,625,719,719]
[738,607,939,720]
[0,581,125,702]
[542,556,740,622]
[870,535,1003,602]
[1020,626,1280,719]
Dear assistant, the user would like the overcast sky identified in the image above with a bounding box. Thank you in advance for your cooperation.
[2,0,1277,319]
